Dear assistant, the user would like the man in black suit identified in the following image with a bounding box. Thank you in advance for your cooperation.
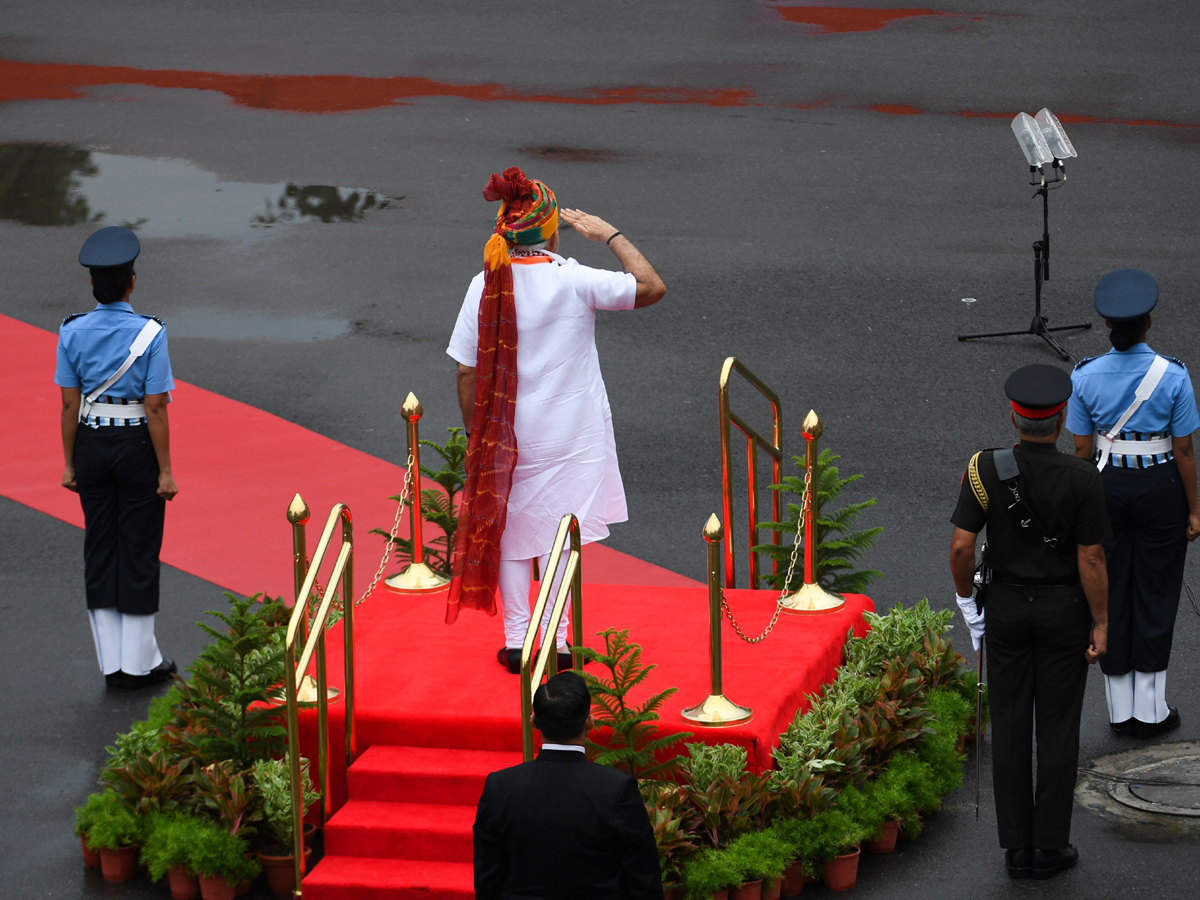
[473,671,664,900]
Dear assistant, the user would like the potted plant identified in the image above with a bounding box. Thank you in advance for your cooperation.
[252,755,320,898]
[83,790,145,883]
[804,808,867,893]
[725,830,789,900]
[142,811,207,899]
[643,783,699,900]
[188,818,260,900]
[74,791,110,868]
[682,847,740,900]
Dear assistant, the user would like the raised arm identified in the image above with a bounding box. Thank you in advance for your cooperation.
[559,209,666,308]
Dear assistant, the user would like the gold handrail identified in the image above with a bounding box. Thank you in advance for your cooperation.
[519,514,583,762]
[284,499,357,898]
[718,357,783,590]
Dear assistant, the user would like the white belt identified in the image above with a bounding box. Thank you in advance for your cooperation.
[86,402,146,421]
[1096,433,1172,457]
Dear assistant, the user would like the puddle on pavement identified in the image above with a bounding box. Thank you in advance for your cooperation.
[0,143,393,239]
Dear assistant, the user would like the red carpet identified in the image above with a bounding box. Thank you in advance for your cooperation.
[0,313,873,899]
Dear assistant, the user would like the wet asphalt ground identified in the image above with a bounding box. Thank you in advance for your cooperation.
[2,2,1199,897]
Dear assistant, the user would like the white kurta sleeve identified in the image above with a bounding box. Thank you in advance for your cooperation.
[570,261,637,312]
[446,273,485,366]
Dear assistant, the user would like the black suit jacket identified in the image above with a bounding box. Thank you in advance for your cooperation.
[473,749,664,900]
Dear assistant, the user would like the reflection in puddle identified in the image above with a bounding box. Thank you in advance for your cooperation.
[166,310,351,342]
[0,143,393,239]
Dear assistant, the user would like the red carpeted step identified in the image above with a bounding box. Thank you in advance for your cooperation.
[303,856,473,900]
[324,799,476,862]
[348,745,523,805]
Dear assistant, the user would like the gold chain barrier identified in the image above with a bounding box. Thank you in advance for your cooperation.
[386,392,451,594]
[718,357,782,590]
[284,499,357,897]
[519,514,583,761]
[682,514,752,725]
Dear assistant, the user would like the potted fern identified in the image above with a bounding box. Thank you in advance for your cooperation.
[188,818,260,900]
[83,790,144,883]
[141,811,207,899]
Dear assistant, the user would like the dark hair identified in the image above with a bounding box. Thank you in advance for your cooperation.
[1109,315,1148,352]
[532,671,591,742]
[90,264,135,304]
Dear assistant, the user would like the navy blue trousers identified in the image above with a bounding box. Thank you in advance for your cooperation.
[74,424,164,615]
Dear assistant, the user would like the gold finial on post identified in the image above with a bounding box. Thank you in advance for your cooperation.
[386,393,451,594]
[682,514,752,726]
[781,410,845,614]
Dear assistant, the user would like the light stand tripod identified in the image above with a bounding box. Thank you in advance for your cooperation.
[958,163,1090,361]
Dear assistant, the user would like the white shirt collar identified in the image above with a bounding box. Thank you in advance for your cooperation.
[540,743,585,753]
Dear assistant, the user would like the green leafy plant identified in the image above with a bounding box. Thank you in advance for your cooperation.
[252,755,319,851]
[82,791,144,850]
[642,782,701,889]
[681,846,742,900]
[685,770,773,850]
[754,448,882,594]
[724,829,791,885]
[192,761,262,839]
[187,818,261,882]
[176,593,287,766]
[101,748,192,816]
[581,628,690,780]
[140,810,207,882]
[681,742,748,790]
[75,790,117,839]
[371,426,467,578]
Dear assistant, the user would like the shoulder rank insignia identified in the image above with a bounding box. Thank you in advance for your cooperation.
[61,312,88,327]
[1163,355,1186,370]
[1073,355,1099,371]
[150,315,166,327]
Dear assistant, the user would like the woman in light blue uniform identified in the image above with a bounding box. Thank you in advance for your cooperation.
[55,226,179,688]
[1067,269,1200,737]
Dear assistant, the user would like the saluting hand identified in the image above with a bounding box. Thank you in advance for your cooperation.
[560,209,619,244]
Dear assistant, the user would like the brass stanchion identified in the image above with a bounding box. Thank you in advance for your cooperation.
[781,411,845,613]
[385,392,451,593]
[682,514,752,726]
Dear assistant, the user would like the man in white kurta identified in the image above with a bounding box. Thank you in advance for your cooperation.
[448,206,666,670]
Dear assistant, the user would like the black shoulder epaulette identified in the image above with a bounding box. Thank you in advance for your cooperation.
[1163,355,1186,370]
[61,312,88,327]
[1073,355,1100,371]
[150,315,166,327]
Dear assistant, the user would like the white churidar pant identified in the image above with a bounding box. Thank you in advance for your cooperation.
[499,554,570,651]
[1104,670,1169,724]
[89,608,163,676]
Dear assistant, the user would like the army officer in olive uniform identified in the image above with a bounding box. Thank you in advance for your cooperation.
[950,365,1110,880]
[55,226,178,688]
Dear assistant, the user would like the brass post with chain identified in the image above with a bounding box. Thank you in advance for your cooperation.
[781,410,845,613]
[682,514,753,725]
[386,392,452,593]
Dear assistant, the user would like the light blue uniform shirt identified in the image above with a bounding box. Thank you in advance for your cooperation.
[55,302,175,424]
[1068,343,1200,467]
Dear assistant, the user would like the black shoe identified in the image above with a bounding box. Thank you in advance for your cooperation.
[107,658,177,689]
[1130,706,1180,739]
[556,648,574,671]
[497,647,521,674]
[1005,847,1033,879]
[1031,845,1078,880]
[1110,718,1135,736]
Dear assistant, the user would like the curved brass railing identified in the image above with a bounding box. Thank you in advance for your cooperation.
[284,498,357,896]
[519,514,583,761]
[718,357,783,590]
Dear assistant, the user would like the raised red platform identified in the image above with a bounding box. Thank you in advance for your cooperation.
[298,583,872,899]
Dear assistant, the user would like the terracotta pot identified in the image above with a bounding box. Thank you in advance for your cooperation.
[303,823,319,848]
[763,877,782,900]
[865,819,900,855]
[198,875,237,900]
[822,847,861,892]
[99,845,139,883]
[234,876,252,896]
[168,866,202,900]
[711,891,730,900]
[781,860,805,897]
[731,880,762,900]
[259,848,312,899]
[663,886,683,900]
[81,835,101,869]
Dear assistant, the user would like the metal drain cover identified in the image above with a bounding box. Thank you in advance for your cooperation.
[1107,755,1200,817]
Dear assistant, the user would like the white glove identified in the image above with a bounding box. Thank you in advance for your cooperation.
[955,593,985,651]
